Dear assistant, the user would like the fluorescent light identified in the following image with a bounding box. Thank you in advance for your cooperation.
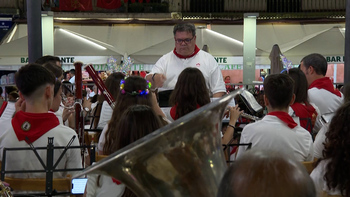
[59,28,107,50]
[6,24,17,43]
[205,29,243,46]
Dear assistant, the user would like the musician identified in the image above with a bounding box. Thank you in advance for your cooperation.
[85,105,165,197]
[299,53,343,132]
[95,72,125,129]
[0,64,82,180]
[282,68,321,134]
[236,74,313,162]
[218,150,316,197]
[145,23,225,107]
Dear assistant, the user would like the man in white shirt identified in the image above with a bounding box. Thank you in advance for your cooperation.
[146,23,225,106]
[237,74,313,162]
[299,53,343,132]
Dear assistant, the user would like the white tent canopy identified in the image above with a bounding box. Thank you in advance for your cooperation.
[0,23,346,66]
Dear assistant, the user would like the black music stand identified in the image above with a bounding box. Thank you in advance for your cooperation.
[0,136,90,197]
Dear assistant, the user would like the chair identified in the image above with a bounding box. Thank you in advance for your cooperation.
[301,161,315,174]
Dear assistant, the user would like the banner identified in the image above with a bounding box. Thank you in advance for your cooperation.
[97,0,122,9]
[59,0,93,11]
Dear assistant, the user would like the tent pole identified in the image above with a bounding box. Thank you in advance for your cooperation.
[344,0,350,84]
[27,0,42,63]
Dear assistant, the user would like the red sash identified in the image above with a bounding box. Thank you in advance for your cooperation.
[268,111,298,129]
[12,111,60,143]
[0,101,8,117]
[309,77,341,97]
[173,45,200,59]
[290,103,317,133]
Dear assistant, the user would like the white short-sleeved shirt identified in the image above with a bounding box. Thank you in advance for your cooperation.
[148,50,226,95]
[236,115,314,162]
[311,159,342,196]
[308,88,343,117]
[85,170,125,197]
[97,101,113,129]
[0,123,82,178]
[313,123,329,159]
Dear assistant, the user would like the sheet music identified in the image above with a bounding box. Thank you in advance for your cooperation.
[240,90,263,113]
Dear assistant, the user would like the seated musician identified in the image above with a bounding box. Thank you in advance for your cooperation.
[218,149,316,197]
[283,68,321,134]
[0,64,82,180]
[236,74,313,162]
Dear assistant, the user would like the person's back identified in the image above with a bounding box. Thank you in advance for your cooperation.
[300,53,343,120]
[237,74,313,161]
[218,150,316,197]
[0,64,82,179]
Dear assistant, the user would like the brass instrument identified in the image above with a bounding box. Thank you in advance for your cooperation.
[74,89,244,197]
[74,61,85,145]
[0,181,12,197]
[241,112,261,122]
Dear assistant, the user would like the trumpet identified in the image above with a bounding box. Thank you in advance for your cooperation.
[241,112,261,121]
[0,181,12,197]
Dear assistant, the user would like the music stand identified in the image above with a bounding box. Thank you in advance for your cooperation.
[239,89,263,116]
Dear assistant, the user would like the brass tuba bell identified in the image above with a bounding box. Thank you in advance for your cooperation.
[74,90,243,197]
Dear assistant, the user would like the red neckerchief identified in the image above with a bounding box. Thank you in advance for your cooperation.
[12,111,60,143]
[173,45,200,59]
[290,103,317,133]
[0,101,8,117]
[112,178,121,185]
[170,104,201,120]
[267,111,298,129]
[309,77,341,97]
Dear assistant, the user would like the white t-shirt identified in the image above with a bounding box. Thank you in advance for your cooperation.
[85,169,125,197]
[308,88,343,118]
[98,124,108,153]
[149,50,226,95]
[313,123,329,159]
[0,123,82,178]
[97,101,113,129]
[311,159,342,196]
[236,115,314,162]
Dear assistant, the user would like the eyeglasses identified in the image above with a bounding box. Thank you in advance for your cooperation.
[175,37,194,44]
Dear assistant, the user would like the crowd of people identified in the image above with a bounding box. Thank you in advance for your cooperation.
[0,22,348,197]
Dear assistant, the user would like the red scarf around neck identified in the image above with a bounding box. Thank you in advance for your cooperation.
[267,111,298,129]
[170,104,201,120]
[173,45,200,59]
[12,111,60,143]
[290,103,317,133]
[309,77,341,97]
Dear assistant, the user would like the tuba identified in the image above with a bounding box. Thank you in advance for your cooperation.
[74,89,243,197]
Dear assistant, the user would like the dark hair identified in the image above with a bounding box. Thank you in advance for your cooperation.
[98,72,125,103]
[323,102,350,196]
[0,87,2,95]
[263,74,294,109]
[15,63,55,97]
[173,23,196,37]
[103,105,164,197]
[5,86,17,95]
[69,69,75,75]
[169,67,210,119]
[104,76,153,154]
[35,55,60,65]
[217,150,316,197]
[283,68,310,105]
[43,62,63,79]
[301,53,327,76]
[342,82,350,102]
